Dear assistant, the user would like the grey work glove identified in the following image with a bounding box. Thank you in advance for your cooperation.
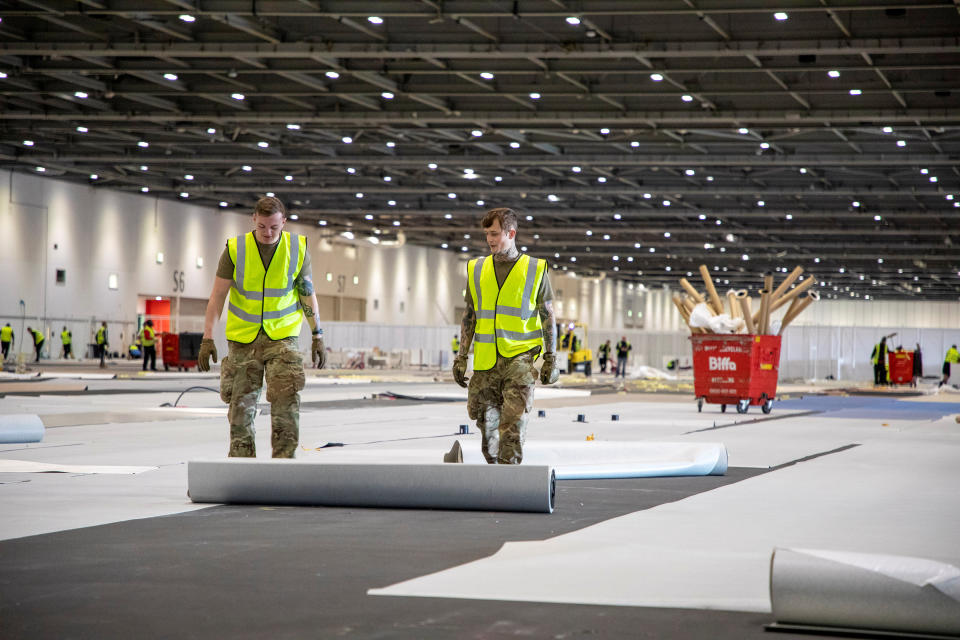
[198,338,217,372]
[452,354,469,388]
[540,353,560,385]
[312,335,326,369]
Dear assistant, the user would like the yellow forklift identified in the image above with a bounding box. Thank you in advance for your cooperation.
[556,321,593,376]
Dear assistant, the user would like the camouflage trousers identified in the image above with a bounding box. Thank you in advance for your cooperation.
[220,332,305,458]
[467,351,537,465]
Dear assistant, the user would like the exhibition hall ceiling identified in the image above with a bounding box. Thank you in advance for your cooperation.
[1,1,959,299]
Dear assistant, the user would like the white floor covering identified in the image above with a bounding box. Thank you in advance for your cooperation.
[1,380,958,618]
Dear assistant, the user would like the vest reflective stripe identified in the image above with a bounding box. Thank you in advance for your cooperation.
[141,326,156,347]
[226,231,306,343]
[96,328,105,345]
[0,326,11,341]
[467,254,545,371]
[61,330,71,345]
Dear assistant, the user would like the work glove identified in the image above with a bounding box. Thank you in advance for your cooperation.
[198,338,217,372]
[312,335,326,369]
[540,353,559,385]
[452,355,469,388]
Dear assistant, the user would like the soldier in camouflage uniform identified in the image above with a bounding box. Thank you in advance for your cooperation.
[198,196,326,458]
[453,208,559,464]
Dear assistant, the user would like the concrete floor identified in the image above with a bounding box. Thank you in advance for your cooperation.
[2,360,959,638]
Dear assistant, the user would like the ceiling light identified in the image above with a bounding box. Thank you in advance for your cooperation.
[0,72,6,79]
[586,230,593,236]
[480,72,494,80]
[285,175,293,181]
[231,93,245,100]
[163,73,178,81]
[383,176,391,182]
[604,235,611,240]
[74,91,88,98]
[471,129,483,137]
[208,127,217,134]
[381,91,394,99]
[774,12,788,20]
[448,192,457,199]
[738,128,749,134]
[184,174,194,180]
[760,142,770,149]
[570,257,577,262]
[548,194,560,202]
[441,243,448,249]
[828,70,841,78]
[565,16,581,25]
[138,141,149,148]
[599,128,610,135]
[649,247,655,253]
[346,167,356,174]
[385,141,396,148]
[141,187,149,193]
[947,195,954,200]
[367,16,384,24]
[76,126,88,133]
[742,254,750,261]
[179,14,195,22]
[509,141,520,149]
[613,213,621,220]
[89,174,98,180]
[388,200,396,206]
[356,192,364,198]
[874,215,883,221]
[685,169,695,176]
[699,214,707,220]
[706,176,714,181]
[265,192,274,197]
[785,214,793,220]
[643,193,651,199]
[849,89,862,95]
[650,73,663,82]
[428,163,438,169]
[219,201,228,207]
[477,200,485,206]
[529,92,541,100]
[897,140,906,147]
[342,136,353,144]
[325,71,340,79]
[662,200,671,206]
[140,165,148,171]
[494,176,503,182]
[392,220,400,226]
[681,94,693,102]
[179,192,189,198]
[35,166,45,172]
[930,176,938,183]
[571,166,582,173]
[630,141,640,147]
[257,141,269,148]
[757,200,765,206]
[882,126,893,133]
[663,232,671,238]
[852,201,860,207]
[598,177,607,183]
[319,220,327,226]
[634,243,641,248]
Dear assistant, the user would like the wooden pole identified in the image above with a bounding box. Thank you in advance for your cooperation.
[770,266,804,302]
[699,265,725,315]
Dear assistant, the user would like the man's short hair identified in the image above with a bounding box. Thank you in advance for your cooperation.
[481,207,518,232]
[255,196,286,218]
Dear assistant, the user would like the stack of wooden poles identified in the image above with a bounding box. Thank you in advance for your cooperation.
[672,265,819,335]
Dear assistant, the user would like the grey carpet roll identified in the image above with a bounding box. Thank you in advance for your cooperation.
[188,460,555,513]
[770,548,960,636]
[0,414,44,443]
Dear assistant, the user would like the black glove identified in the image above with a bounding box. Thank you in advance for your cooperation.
[198,338,217,372]
[540,353,559,385]
[312,335,326,369]
[452,355,469,388]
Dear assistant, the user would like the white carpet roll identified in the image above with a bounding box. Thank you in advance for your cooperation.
[0,414,44,443]
[770,548,960,636]
[188,460,555,513]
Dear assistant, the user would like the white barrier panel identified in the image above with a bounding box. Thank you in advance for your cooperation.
[770,548,960,637]
[188,460,555,513]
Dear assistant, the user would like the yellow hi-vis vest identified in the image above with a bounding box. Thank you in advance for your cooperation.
[226,231,306,344]
[467,253,546,371]
[61,330,71,345]
[1,326,12,341]
[96,327,106,345]
[140,325,156,347]
[33,329,44,345]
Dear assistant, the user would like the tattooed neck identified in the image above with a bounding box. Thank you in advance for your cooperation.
[492,245,520,262]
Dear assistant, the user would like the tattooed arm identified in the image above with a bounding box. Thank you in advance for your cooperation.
[458,297,476,358]
[297,273,320,333]
[538,300,557,355]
